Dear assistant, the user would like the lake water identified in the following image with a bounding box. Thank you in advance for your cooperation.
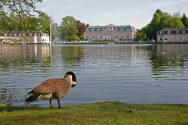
[0,44,188,106]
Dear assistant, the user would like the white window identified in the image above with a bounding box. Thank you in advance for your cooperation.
[168,36,170,41]
[97,34,100,40]
[176,31,180,34]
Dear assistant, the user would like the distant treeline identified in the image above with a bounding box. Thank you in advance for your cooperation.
[135,9,188,41]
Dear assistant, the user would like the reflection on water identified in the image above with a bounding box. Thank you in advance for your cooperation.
[150,44,188,80]
[0,44,188,106]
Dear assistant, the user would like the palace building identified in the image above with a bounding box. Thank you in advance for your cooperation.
[0,31,50,44]
[84,24,136,42]
[157,28,188,42]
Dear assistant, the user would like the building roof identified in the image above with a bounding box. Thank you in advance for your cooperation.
[0,31,48,35]
[87,25,133,29]
[160,28,188,31]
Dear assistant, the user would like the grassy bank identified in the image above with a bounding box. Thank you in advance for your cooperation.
[0,102,188,125]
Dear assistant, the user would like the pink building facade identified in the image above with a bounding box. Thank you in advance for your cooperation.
[84,25,136,42]
[157,28,188,42]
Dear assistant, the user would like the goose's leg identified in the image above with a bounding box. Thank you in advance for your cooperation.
[49,99,53,108]
[57,98,61,109]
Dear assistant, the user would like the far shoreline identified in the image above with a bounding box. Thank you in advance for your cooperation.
[1,41,188,45]
[54,41,188,45]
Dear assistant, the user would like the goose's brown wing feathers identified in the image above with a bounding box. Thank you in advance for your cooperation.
[32,78,69,94]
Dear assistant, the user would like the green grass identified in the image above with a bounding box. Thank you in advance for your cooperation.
[0,102,188,125]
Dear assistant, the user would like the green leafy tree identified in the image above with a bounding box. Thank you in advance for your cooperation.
[0,0,42,16]
[38,12,50,34]
[51,23,58,42]
[0,0,51,34]
[135,30,147,41]
[136,9,184,41]
[86,24,89,28]
[0,0,42,30]
[0,13,43,32]
[61,16,79,41]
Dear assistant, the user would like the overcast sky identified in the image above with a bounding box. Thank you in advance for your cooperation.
[36,0,188,29]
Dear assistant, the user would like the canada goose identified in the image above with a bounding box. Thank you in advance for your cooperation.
[26,71,77,108]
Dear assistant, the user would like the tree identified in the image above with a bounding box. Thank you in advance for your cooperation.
[0,0,44,31]
[0,11,51,35]
[135,30,147,41]
[173,12,181,18]
[0,12,38,31]
[182,13,187,27]
[61,16,79,41]
[0,0,42,16]
[136,9,184,40]
[0,0,52,33]
[86,24,89,27]
[51,22,58,42]
[77,20,85,40]
[38,12,50,34]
